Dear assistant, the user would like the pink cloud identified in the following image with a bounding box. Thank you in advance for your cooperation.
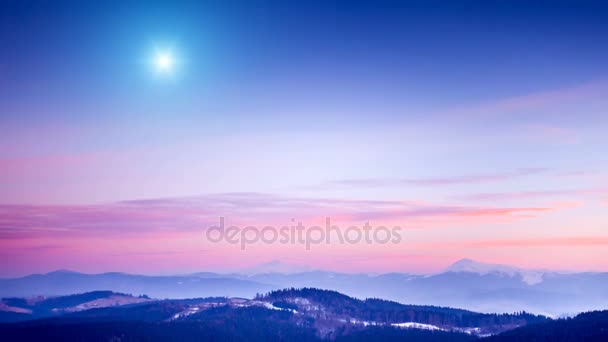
[431,80,608,119]
[423,236,608,249]
[0,193,575,275]
[0,193,557,240]
[525,124,579,144]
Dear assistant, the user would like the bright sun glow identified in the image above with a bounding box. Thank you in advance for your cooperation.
[154,51,174,73]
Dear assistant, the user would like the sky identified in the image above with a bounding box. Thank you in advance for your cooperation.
[1,0,608,277]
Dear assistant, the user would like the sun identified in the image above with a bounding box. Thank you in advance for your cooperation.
[154,51,174,73]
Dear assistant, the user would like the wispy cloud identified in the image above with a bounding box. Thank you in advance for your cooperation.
[431,80,608,119]
[326,168,548,188]
[423,236,608,249]
[106,250,190,257]
[457,187,608,202]
[348,206,549,221]
[457,189,580,201]
[524,124,579,144]
[0,192,555,239]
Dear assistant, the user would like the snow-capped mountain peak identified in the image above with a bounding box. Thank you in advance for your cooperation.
[446,258,545,285]
[240,260,315,275]
[447,258,519,274]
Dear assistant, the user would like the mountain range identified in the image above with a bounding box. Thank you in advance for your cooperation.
[1,288,606,341]
[1,259,607,317]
